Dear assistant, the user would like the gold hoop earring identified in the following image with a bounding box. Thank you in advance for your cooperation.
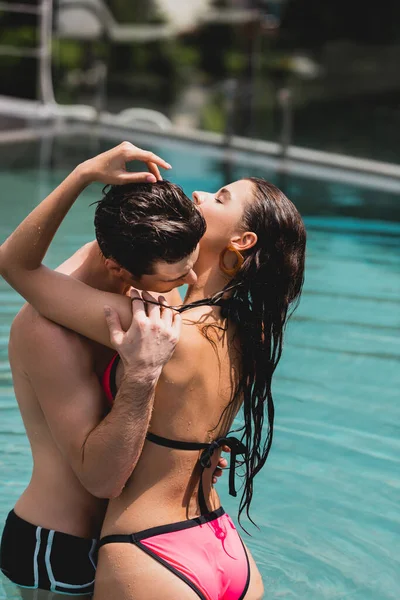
[219,245,244,277]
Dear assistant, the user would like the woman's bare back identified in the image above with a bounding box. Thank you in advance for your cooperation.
[101,304,241,536]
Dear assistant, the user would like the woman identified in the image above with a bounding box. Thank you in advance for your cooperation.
[0,142,306,599]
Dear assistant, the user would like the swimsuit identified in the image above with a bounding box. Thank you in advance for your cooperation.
[0,510,96,595]
[100,354,250,600]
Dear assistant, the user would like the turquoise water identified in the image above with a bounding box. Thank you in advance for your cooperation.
[1,137,400,599]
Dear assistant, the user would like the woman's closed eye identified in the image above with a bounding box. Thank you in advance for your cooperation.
[215,196,223,204]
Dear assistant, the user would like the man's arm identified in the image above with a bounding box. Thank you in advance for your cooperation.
[11,313,158,499]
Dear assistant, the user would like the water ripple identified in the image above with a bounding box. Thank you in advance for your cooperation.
[1,156,400,599]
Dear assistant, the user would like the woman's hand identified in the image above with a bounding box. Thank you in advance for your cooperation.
[78,141,172,187]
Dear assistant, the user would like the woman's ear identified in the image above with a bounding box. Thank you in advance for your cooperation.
[230,231,258,253]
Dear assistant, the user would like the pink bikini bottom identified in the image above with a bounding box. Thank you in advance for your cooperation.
[98,507,250,600]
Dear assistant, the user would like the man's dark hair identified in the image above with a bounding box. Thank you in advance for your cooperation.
[94,180,206,279]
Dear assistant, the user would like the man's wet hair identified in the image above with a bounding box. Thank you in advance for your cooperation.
[94,180,206,279]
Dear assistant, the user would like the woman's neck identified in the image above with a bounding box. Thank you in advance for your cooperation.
[184,253,230,305]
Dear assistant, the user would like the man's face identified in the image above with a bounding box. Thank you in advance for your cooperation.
[133,244,200,294]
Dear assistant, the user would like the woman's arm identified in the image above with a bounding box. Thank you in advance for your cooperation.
[0,142,171,347]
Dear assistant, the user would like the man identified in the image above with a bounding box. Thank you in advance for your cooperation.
[0,143,226,598]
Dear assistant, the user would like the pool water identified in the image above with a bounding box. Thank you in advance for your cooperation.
[0,136,399,599]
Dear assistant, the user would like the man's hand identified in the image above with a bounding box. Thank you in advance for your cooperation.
[104,289,181,383]
[212,445,231,484]
[78,141,172,187]
[213,456,228,484]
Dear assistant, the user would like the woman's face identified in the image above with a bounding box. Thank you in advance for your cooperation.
[192,179,254,252]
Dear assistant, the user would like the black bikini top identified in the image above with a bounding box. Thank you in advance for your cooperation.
[102,353,246,514]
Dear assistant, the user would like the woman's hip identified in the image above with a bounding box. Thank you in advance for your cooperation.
[96,507,250,600]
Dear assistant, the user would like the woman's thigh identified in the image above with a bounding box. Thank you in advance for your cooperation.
[243,543,264,600]
[94,544,199,600]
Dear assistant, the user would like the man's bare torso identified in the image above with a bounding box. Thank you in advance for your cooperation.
[8,244,114,538]
[8,241,183,539]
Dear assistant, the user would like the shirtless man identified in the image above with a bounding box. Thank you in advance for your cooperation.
[0,143,226,598]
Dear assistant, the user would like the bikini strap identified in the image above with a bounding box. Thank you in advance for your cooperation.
[199,436,246,499]
[101,353,119,405]
[146,432,246,513]
[146,432,210,451]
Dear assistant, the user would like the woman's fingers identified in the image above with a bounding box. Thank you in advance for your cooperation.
[121,142,171,171]
[118,171,157,184]
[147,162,162,181]
[84,142,171,185]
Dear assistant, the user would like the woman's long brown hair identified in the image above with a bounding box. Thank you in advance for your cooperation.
[179,178,306,528]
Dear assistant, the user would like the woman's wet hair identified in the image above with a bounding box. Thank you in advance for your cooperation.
[94,181,206,278]
[179,177,306,528]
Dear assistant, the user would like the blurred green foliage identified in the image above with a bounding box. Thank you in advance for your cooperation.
[54,40,85,69]
[201,95,226,132]
[106,0,164,24]
[0,25,36,47]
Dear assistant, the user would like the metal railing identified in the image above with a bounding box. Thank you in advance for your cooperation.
[0,2,41,15]
[0,1,55,104]
[0,0,173,127]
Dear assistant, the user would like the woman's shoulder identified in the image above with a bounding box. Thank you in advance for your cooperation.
[163,304,229,378]
[180,304,224,327]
